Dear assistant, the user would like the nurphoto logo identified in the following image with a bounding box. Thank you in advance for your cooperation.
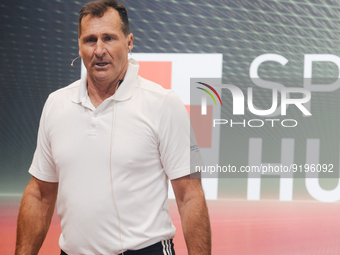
[196,82,312,128]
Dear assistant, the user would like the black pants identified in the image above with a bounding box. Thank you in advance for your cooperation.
[60,239,175,255]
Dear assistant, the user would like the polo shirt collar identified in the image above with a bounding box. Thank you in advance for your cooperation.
[72,58,139,104]
[114,58,139,101]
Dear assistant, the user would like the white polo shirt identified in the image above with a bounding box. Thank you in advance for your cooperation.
[29,58,203,255]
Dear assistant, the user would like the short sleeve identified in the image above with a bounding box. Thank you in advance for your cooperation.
[157,92,204,180]
[28,97,58,182]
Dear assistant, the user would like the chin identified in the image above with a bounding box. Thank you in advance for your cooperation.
[94,76,111,82]
[91,72,112,81]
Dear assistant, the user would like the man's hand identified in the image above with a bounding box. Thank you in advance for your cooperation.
[15,177,58,255]
[171,175,211,255]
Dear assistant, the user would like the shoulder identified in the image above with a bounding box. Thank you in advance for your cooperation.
[136,76,172,96]
[42,79,81,115]
[136,77,188,119]
[44,79,80,108]
[48,79,80,100]
[135,76,183,106]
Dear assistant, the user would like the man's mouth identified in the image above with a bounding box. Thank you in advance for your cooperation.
[95,62,109,67]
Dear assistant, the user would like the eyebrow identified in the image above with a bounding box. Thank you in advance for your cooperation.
[82,35,95,42]
[82,33,119,42]
[102,33,118,39]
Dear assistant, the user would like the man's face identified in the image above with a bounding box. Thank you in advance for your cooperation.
[78,8,133,85]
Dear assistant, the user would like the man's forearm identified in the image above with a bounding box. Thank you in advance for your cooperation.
[178,195,211,255]
[15,179,57,255]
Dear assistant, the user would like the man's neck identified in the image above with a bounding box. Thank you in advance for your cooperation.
[87,72,126,108]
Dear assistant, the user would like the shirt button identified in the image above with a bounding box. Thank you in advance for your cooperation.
[94,114,98,117]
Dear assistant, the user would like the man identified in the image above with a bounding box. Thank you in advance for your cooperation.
[15,0,211,254]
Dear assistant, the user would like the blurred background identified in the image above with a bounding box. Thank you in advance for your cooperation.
[1,0,340,254]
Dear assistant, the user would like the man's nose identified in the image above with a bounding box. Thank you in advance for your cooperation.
[94,40,106,57]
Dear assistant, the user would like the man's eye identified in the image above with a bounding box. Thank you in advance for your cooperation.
[105,37,112,41]
[87,38,96,42]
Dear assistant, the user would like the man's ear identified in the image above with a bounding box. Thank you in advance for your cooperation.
[78,39,82,58]
[127,33,134,51]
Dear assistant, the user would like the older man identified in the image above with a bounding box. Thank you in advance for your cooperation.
[15,0,211,254]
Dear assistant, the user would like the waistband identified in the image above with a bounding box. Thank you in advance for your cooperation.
[60,239,175,255]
